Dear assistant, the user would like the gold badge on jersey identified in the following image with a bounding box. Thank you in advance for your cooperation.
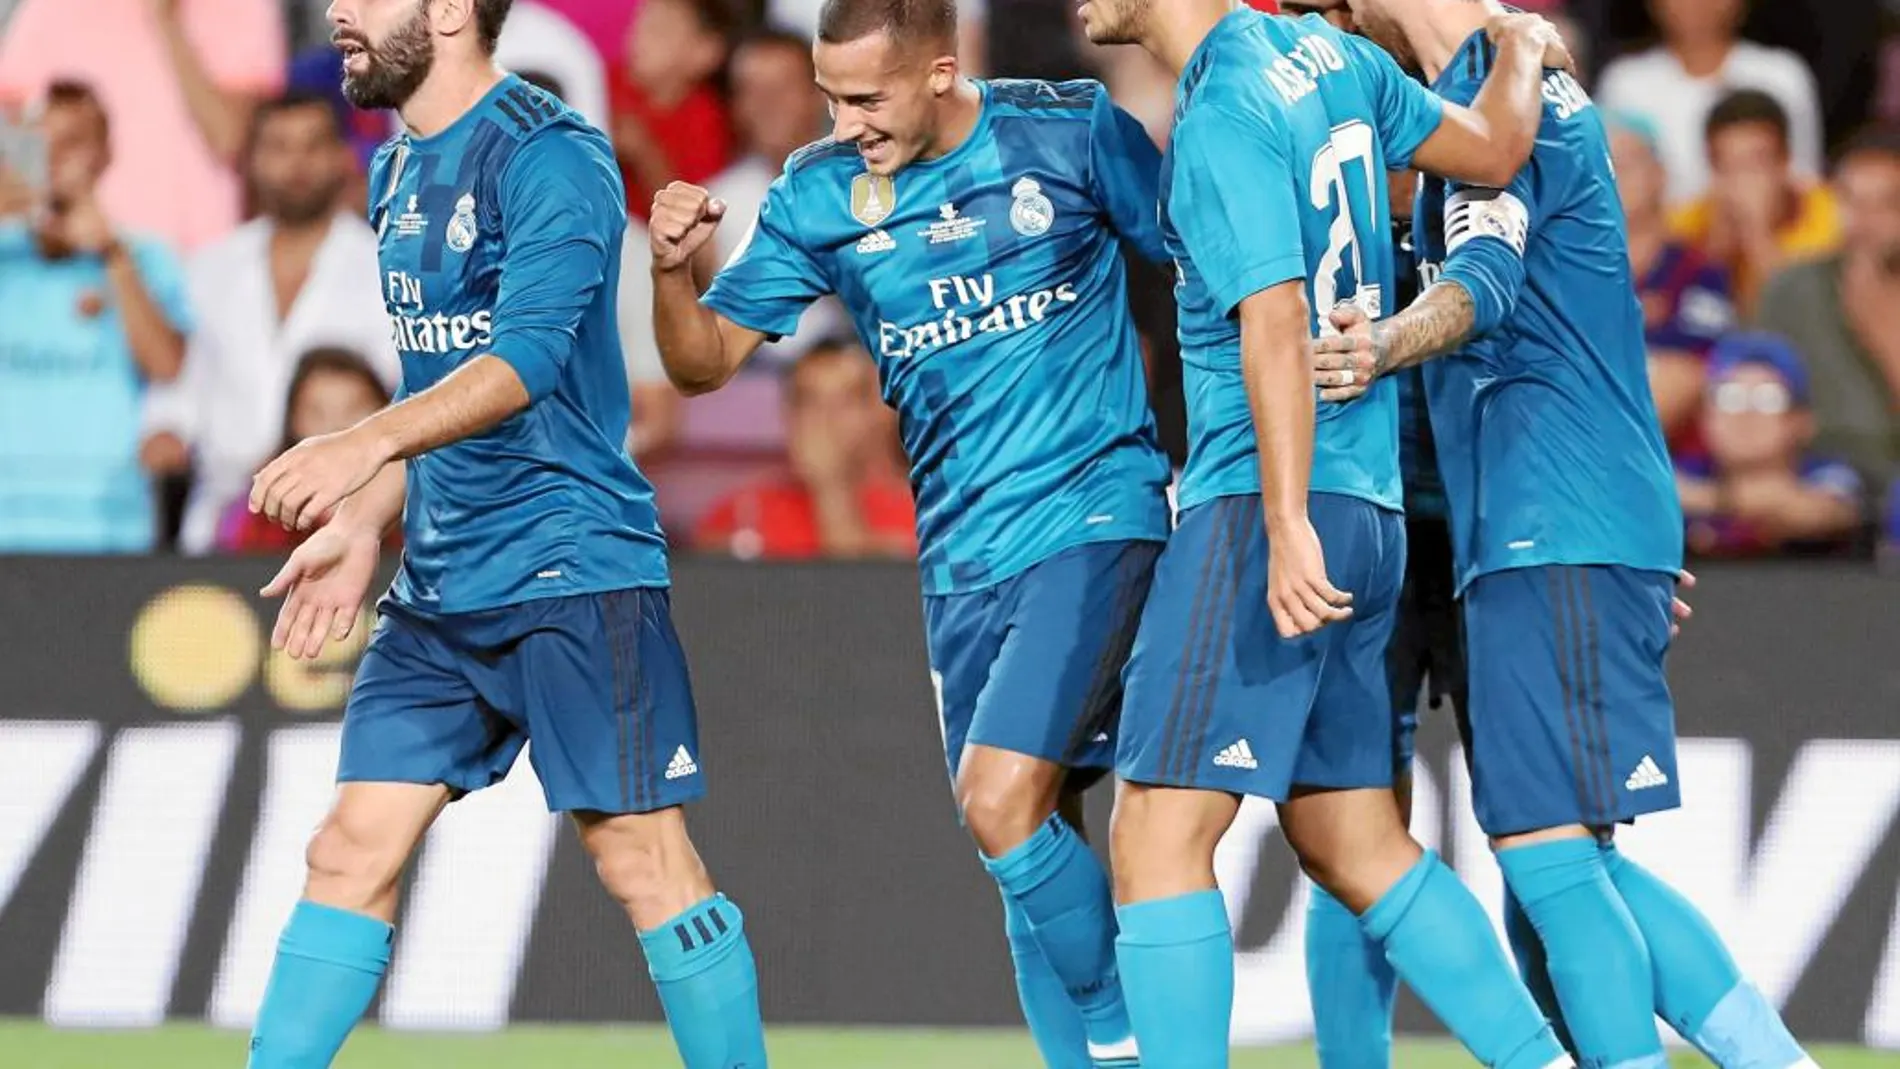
[851,173,896,226]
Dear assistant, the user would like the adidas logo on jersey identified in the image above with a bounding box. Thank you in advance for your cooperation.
[665,746,699,781]
[855,229,895,255]
[1213,739,1258,770]
[1625,754,1669,791]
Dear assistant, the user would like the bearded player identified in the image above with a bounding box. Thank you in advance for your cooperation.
[241,2,767,1067]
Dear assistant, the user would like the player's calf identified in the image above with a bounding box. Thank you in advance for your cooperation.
[577,807,767,1069]
[249,782,448,1069]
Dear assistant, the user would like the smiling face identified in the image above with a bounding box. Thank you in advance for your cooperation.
[813,29,954,176]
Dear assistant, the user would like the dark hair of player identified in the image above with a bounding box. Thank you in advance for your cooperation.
[1704,88,1790,148]
[739,25,817,64]
[473,0,516,53]
[816,0,957,52]
[44,79,109,142]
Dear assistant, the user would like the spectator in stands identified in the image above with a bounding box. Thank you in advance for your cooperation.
[695,340,916,560]
[696,29,847,365]
[0,0,286,250]
[1609,110,1736,448]
[216,347,393,554]
[1677,333,1865,557]
[1756,126,1900,487]
[612,0,734,221]
[1597,0,1823,206]
[141,91,396,557]
[0,81,189,553]
[1670,91,1839,319]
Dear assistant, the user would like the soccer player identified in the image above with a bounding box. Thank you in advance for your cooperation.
[242,2,767,1067]
[1310,2,1819,1069]
[1080,0,1580,1063]
[647,0,1169,1064]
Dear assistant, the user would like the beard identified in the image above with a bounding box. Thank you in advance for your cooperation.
[1079,0,1152,46]
[339,7,435,111]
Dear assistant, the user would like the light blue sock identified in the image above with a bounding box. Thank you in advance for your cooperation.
[984,815,1135,1055]
[1601,844,1808,1069]
[246,900,392,1069]
[1116,889,1233,1069]
[1004,891,1093,1069]
[1503,888,1574,1054]
[637,894,769,1069]
[1498,839,1665,1069]
[1361,851,1567,1069]
[1305,883,1396,1069]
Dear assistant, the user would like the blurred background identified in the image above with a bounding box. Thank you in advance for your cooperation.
[0,0,1898,1066]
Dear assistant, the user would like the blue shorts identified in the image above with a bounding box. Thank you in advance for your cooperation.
[923,539,1161,784]
[1117,493,1406,801]
[1463,565,1681,837]
[339,588,703,814]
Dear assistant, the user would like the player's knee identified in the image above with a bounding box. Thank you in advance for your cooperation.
[955,750,1061,856]
[1109,784,1226,903]
[578,808,712,924]
[303,813,410,911]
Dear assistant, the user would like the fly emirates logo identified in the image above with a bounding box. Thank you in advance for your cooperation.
[877,272,1079,359]
[385,270,494,356]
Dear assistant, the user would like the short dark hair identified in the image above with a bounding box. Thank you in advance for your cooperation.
[44,79,109,142]
[1705,89,1790,147]
[253,90,344,141]
[816,0,956,51]
[474,0,515,53]
[1837,124,1900,171]
[739,26,815,61]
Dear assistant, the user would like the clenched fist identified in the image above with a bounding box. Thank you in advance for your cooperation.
[650,182,727,272]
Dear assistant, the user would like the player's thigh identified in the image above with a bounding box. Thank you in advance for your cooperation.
[1463,564,1681,839]
[306,781,452,891]
[503,588,706,815]
[1293,494,1407,793]
[966,539,1162,777]
[338,606,526,796]
[1118,494,1321,801]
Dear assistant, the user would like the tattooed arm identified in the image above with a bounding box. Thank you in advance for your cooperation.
[1310,282,1478,402]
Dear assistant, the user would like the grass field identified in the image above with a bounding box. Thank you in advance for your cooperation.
[3,1022,1895,1069]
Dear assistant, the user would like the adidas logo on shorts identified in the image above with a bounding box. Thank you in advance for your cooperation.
[1213,739,1259,770]
[665,745,699,781]
[1625,754,1669,791]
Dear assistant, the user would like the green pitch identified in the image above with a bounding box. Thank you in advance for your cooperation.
[2,1022,1894,1069]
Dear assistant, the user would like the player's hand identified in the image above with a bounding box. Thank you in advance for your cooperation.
[1670,568,1696,641]
[1309,303,1382,403]
[260,523,382,661]
[649,183,726,273]
[250,426,394,532]
[1266,516,1353,639]
[1486,12,1574,73]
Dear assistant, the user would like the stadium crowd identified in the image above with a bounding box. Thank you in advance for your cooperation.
[0,0,1896,561]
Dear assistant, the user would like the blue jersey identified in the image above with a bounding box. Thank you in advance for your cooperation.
[1414,35,1683,590]
[702,79,1172,595]
[1390,219,1447,519]
[369,75,667,613]
[1162,11,1443,512]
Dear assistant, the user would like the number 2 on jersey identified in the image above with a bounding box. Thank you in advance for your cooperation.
[1309,120,1379,328]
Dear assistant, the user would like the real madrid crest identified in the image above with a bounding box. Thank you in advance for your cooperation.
[446,193,478,253]
[1009,177,1053,237]
[851,173,896,227]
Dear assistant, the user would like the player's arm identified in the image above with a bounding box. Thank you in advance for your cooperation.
[1175,106,1351,636]
[331,460,407,537]
[1396,14,1569,189]
[1311,165,1540,400]
[1085,86,1168,264]
[654,173,833,394]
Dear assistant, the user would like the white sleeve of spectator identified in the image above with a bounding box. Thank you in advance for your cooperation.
[1774,49,1827,181]
[618,224,669,386]
[142,260,219,441]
